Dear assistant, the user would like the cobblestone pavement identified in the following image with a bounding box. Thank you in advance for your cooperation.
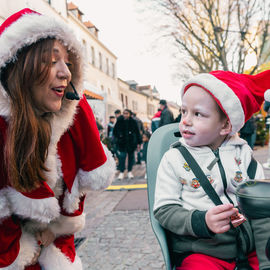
[78,211,165,270]
[76,145,270,270]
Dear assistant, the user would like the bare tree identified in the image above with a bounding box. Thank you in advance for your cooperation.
[139,0,270,74]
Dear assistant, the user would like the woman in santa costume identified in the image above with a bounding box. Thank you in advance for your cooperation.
[0,8,115,270]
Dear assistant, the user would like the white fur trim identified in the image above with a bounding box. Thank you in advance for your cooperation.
[1,231,39,270]
[62,144,116,213]
[0,189,11,222]
[48,214,85,237]
[62,176,82,214]
[6,187,60,223]
[39,244,82,270]
[181,73,245,134]
[78,143,116,191]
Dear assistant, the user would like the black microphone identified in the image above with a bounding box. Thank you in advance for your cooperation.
[65,82,80,100]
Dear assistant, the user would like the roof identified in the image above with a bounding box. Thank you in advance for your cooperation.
[84,20,94,28]
[67,2,84,15]
[83,20,99,31]
[83,90,104,100]
[67,2,78,11]
[152,86,158,93]
[138,85,151,91]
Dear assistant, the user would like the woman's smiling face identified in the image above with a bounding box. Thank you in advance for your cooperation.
[32,40,72,114]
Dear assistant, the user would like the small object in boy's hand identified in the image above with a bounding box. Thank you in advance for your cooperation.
[230,211,246,227]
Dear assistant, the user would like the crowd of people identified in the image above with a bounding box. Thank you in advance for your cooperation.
[103,99,177,180]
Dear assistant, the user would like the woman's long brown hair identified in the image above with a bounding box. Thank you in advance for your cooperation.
[1,39,55,192]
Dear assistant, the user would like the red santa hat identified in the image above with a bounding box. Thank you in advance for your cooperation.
[0,8,84,99]
[181,70,270,134]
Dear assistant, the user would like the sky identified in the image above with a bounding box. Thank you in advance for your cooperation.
[72,0,182,103]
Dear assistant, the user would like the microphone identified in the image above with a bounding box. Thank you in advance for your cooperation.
[65,82,80,100]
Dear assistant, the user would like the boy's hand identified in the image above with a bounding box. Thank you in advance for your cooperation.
[205,204,237,234]
[36,228,56,248]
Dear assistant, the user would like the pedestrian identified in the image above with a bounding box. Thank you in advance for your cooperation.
[151,108,162,133]
[154,70,270,269]
[105,115,116,157]
[174,107,182,123]
[159,99,174,127]
[107,115,116,139]
[0,8,115,270]
[113,109,142,180]
[114,109,123,120]
[132,112,144,164]
[239,115,257,149]
[141,131,151,179]
[141,131,151,164]
[96,117,104,139]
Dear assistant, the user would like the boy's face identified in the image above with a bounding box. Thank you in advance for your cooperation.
[180,86,230,150]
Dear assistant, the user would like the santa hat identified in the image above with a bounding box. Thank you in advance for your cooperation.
[0,8,84,99]
[181,70,270,135]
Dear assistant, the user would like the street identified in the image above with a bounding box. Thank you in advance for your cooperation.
[76,145,270,270]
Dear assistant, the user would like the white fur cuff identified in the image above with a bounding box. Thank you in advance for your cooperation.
[78,143,116,191]
[39,244,82,270]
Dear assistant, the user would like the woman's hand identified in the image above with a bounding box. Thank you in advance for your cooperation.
[205,204,237,234]
[36,228,56,248]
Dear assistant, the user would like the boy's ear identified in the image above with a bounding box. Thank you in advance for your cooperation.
[220,119,232,135]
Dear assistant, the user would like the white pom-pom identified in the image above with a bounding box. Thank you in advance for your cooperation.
[264,89,270,102]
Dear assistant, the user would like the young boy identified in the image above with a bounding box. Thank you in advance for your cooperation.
[154,70,270,270]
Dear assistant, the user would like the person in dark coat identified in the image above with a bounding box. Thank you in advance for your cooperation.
[132,112,144,164]
[239,115,257,149]
[113,109,142,179]
[159,99,174,127]
[174,107,182,123]
[151,109,162,133]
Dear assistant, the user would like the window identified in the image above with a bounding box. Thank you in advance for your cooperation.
[112,63,115,78]
[99,52,102,70]
[125,96,128,108]
[82,39,87,59]
[101,85,104,91]
[121,93,124,108]
[91,46,95,66]
[106,58,109,75]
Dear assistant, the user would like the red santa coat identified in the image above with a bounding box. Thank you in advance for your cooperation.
[0,96,115,270]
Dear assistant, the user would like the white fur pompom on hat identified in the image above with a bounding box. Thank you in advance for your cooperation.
[181,70,270,135]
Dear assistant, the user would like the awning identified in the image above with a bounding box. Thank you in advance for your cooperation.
[83,89,104,100]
